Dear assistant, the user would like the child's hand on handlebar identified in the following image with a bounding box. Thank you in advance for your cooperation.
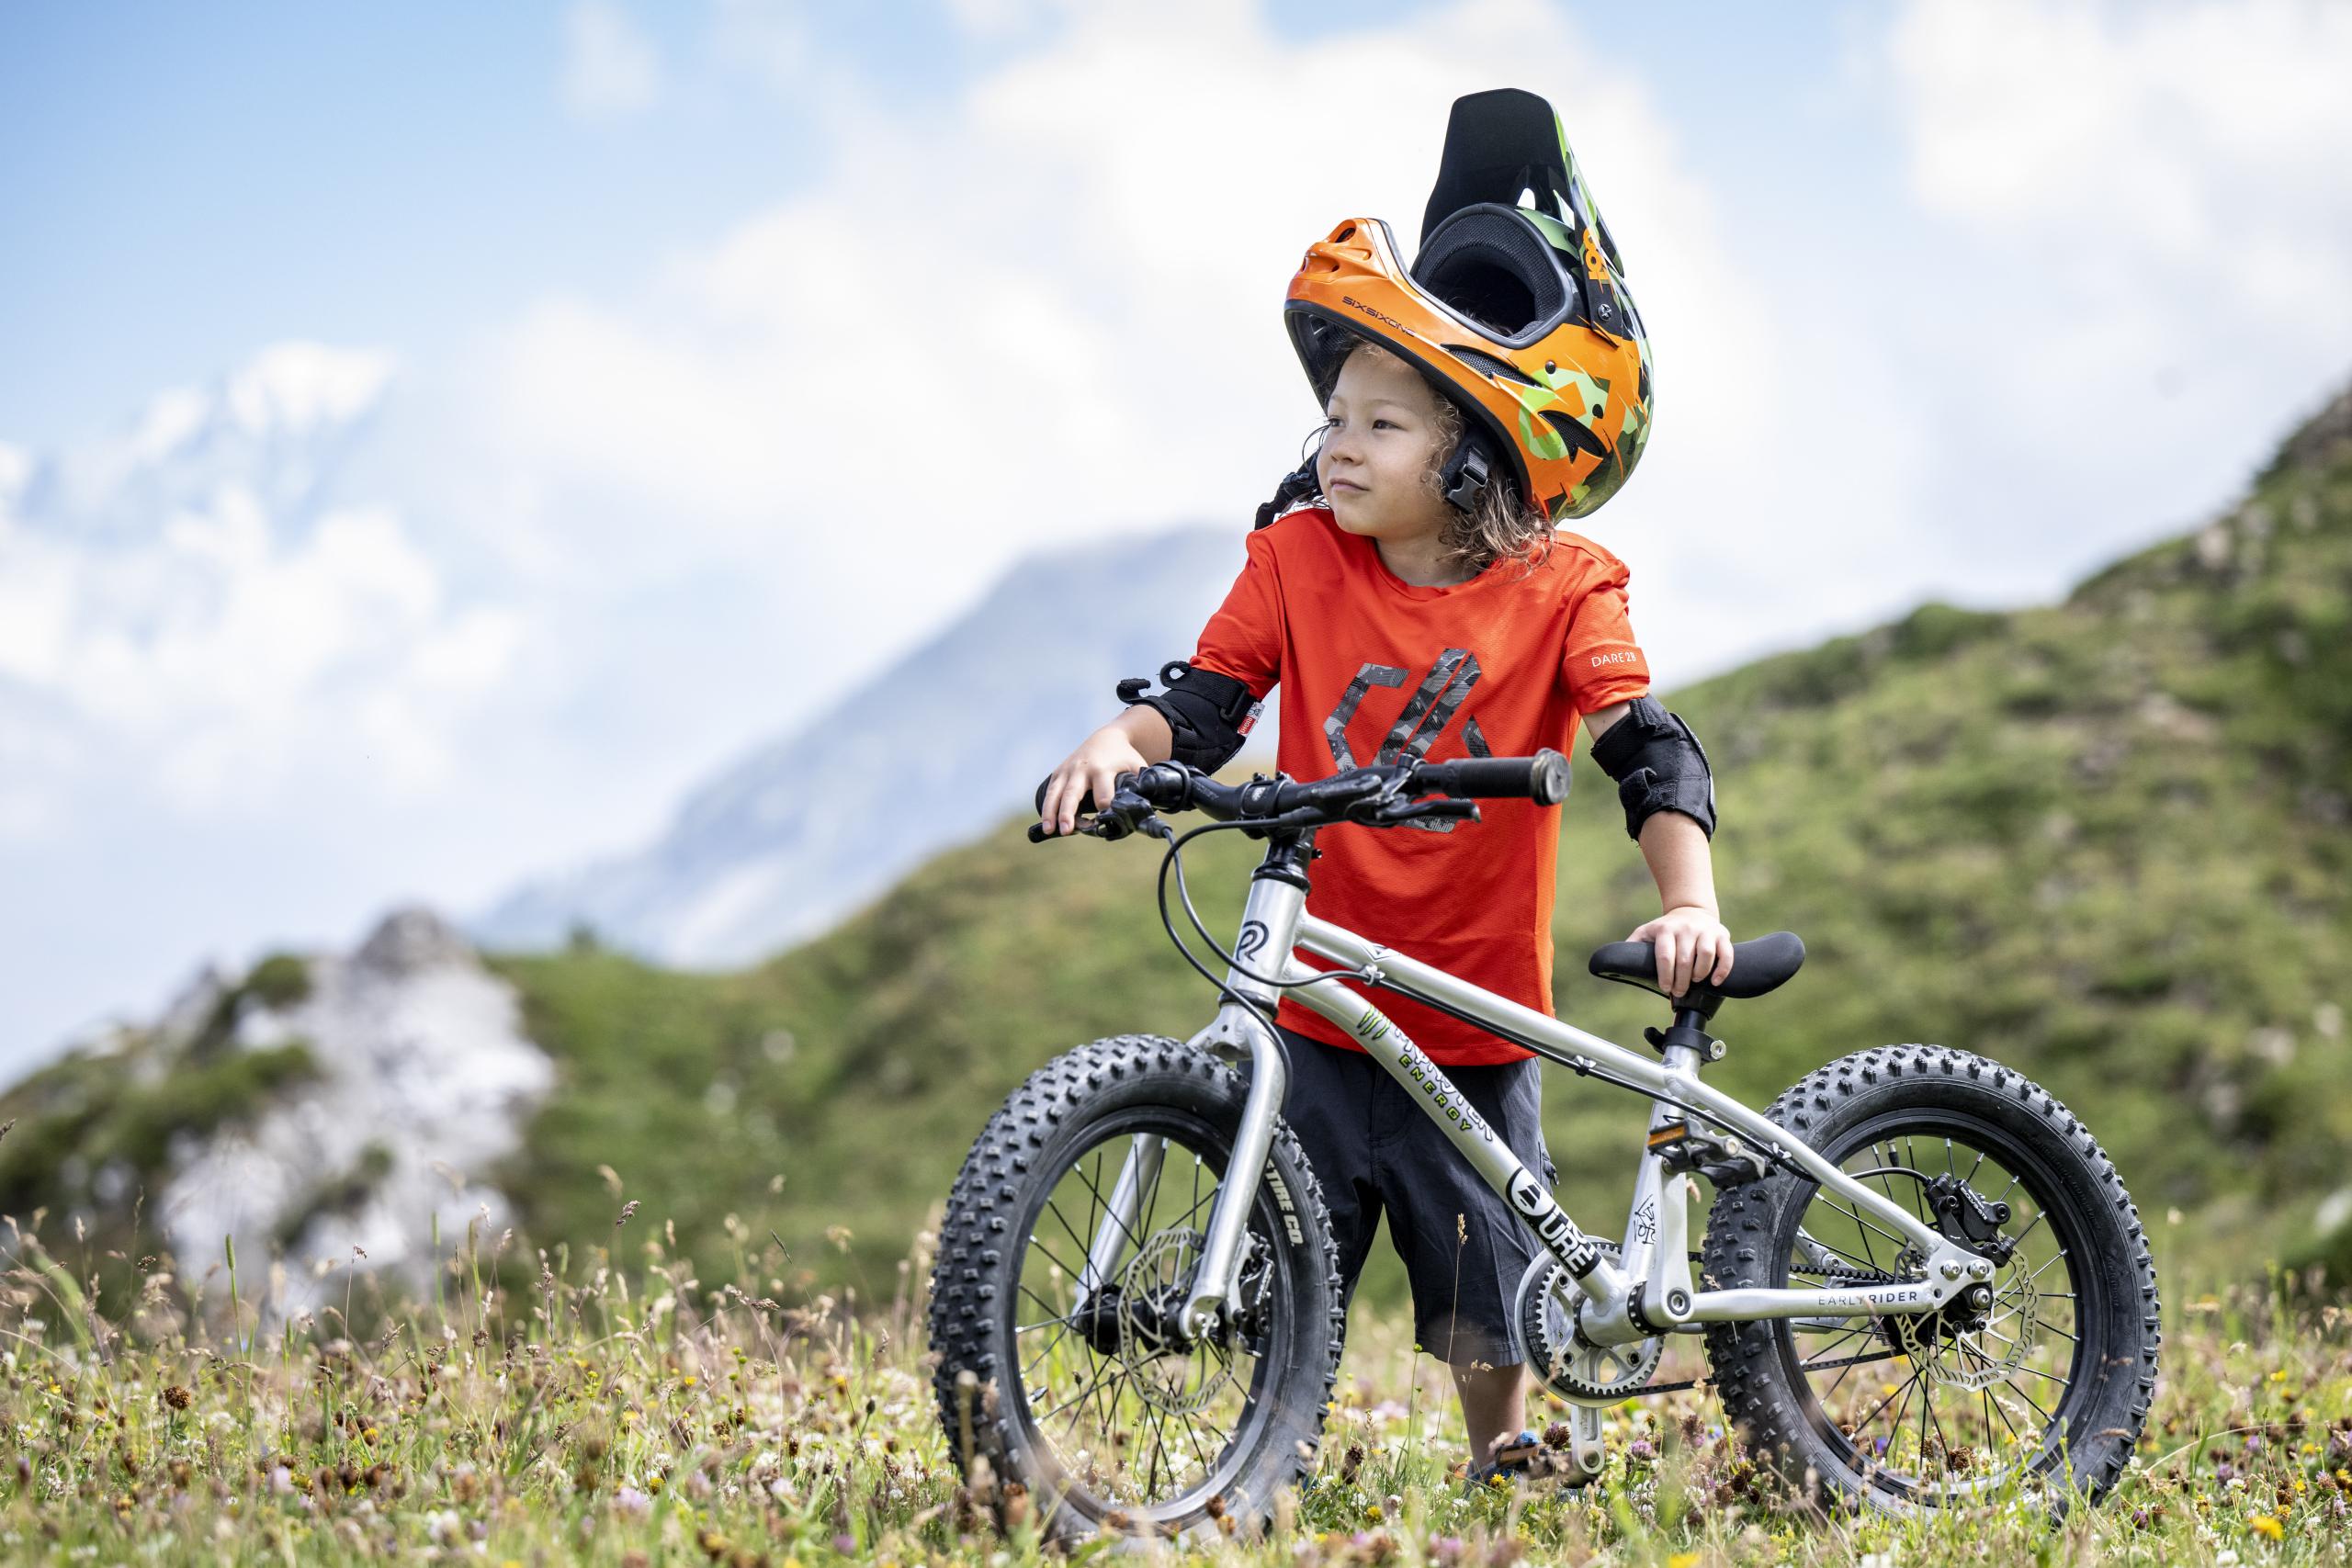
[1040,728,1148,837]
[1627,904,1733,998]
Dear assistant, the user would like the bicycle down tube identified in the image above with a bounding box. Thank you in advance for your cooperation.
[1145,870,1991,1349]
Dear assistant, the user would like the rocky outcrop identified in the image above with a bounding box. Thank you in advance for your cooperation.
[155,907,553,1320]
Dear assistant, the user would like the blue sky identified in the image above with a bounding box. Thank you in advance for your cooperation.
[2,1,1881,447]
[5,0,2349,1071]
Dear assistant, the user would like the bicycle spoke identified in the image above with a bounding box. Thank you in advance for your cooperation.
[2000,1371,2056,1427]
[1035,1357,1128,1427]
[1793,1322,1871,1366]
[1817,1192,1914,1256]
[1044,1195,1102,1279]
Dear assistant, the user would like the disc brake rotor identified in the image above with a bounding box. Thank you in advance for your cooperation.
[1114,1227,1237,1416]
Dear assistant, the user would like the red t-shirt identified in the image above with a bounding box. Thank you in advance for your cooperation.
[1191,506,1652,1065]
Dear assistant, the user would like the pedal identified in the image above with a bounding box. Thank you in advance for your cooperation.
[1647,1120,1770,1187]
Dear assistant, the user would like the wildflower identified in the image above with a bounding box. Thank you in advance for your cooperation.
[2248,1514,2283,1540]
[1668,1555,1702,1568]
[161,1385,192,1412]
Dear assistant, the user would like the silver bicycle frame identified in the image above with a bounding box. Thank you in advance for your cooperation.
[1074,869,1993,1348]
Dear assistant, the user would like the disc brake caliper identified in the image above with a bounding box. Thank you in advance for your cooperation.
[1924,1174,2015,1267]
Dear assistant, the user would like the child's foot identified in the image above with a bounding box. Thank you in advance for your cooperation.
[1458,1427,1543,1492]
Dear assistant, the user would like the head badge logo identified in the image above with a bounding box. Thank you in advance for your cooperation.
[1507,1168,1548,1217]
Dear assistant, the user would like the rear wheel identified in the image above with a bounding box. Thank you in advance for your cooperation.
[1701,1045,2160,1513]
[928,1034,1344,1545]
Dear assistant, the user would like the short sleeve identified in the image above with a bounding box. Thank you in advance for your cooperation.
[1190,530,1283,700]
[1561,554,1652,713]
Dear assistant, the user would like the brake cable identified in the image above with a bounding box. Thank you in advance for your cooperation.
[1150,814,1381,1023]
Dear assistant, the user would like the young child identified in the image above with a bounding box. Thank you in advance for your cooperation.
[1040,89,1732,1484]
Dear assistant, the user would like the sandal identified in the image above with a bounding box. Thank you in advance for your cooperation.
[1460,1427,1544,1491]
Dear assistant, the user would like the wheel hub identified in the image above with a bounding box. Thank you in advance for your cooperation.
[1109,1228,1237,1416]
[1894,1259,2038,1390]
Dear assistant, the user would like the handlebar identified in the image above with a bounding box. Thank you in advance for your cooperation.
[1028,749,1570,844]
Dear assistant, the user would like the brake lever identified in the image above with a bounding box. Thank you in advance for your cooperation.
[1073,788,1160,843]
[1027,788,1159,844]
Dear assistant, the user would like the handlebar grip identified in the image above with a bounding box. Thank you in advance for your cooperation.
[1035,775,1101,818]
[1408,749,1571,806]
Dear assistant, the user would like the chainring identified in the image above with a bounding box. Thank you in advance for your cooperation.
[1511,1243,1666,1407]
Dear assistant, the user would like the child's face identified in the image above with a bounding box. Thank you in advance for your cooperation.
[1316,345,1453,543]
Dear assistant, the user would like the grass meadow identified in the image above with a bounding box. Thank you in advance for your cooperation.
[2,1195,2349,1568]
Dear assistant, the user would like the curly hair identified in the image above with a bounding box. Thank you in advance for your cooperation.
[1303,339,1556,582]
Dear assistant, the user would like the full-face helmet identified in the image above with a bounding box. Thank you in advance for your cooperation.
[1279,87,1653,524]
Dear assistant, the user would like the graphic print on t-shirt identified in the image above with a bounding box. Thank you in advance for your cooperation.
[1323,649,1492,832]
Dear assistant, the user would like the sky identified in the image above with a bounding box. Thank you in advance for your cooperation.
[4,0,2351,1073]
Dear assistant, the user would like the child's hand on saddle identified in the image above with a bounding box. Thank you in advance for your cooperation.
[1626,904,1733,999]
[1041,728,1149,837]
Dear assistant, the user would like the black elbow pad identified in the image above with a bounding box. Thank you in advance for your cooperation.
[1588,695,1716,840]
[1118,660,1260,773]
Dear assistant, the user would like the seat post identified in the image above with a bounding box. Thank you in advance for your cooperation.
[1645,1005,1724,1064]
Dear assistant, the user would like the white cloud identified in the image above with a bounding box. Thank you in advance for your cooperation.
[1880,0,2352,589]
[561,1,663,119]
[1894,0,2352,284]
[0,346,526,822]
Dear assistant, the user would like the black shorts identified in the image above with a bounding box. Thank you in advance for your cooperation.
[1276,1025,1555,1369]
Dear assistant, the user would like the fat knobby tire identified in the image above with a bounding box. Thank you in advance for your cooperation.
[926,1033,1345,1546]
[1700,1044,2161,1514]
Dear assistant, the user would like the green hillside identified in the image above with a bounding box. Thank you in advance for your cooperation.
[6,385,2346,1327]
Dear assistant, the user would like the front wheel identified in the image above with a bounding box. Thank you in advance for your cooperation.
[927,1034,1344,1546]
[1700,1045,2160,1514]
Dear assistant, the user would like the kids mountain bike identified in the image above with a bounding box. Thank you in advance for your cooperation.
[927,752,2160,1545]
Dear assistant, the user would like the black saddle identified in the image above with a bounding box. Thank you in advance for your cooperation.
[1588,931,1806,1011]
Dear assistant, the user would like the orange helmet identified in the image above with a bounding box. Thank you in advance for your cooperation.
[1282,89,1653,523]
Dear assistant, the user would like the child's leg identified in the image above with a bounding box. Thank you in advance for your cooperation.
[1453,1361,1534,1466]
[1370,1053,1555,1468]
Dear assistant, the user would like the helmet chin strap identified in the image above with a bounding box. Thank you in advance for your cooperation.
[1438,427,1500,513]
[1253,459,1321,531]
[1254,420,1340,530]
